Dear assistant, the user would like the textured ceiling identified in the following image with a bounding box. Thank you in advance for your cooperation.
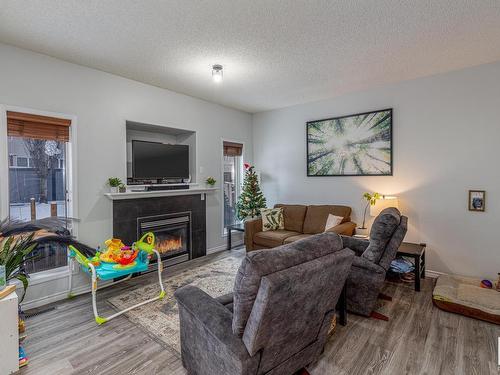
[1,1,500,113]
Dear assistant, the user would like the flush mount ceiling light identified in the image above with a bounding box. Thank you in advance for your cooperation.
[212,64,223,83]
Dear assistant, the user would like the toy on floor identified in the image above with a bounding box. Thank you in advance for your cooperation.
[68,232,165,325]
[19,346,29,367]
[480,279,493,289]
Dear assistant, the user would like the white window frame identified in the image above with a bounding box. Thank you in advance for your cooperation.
[0,105,79,279]
[220,138,245,237]
[16,156,28,168]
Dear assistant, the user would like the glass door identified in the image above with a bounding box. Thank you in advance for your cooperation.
[6,110,72,273]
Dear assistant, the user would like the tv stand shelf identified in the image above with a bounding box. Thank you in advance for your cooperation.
[105,187,218,200]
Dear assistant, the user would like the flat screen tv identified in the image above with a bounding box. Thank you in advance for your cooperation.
[132,140,189,180]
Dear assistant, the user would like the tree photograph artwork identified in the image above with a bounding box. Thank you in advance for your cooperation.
[307,108,392,176]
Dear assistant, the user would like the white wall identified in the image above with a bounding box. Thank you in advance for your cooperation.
[0,43,251,307]
[253,61,500,279]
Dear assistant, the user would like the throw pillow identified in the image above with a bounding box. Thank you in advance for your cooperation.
[324,214,343,231]
[260,208,284,231]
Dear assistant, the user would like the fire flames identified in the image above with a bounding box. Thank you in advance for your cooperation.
[157,236,183,254]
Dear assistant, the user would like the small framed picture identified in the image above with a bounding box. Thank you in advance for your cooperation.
[468,190,485,212]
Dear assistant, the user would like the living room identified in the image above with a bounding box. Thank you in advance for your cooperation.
[0,1,499,374]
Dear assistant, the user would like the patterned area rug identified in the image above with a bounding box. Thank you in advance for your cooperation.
[107,255,241,356]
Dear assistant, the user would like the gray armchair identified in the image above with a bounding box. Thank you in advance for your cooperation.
[342,207,408,317]
[175,232,354,375]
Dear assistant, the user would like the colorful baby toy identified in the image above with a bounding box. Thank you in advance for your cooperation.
[480,279,493,289]
[68,232,165,325]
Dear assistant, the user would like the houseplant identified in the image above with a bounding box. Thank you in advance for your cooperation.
[0,233,37,302]
[360,192,381,230]
[205,177,216,187]
[107,177,123,193]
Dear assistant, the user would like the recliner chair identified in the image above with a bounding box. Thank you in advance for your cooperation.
[174,232,354,375]
[342,207,408,317]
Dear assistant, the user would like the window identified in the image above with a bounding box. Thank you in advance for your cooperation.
[16,156,28,167]
[7,111,72,273]
[223,141,243,232]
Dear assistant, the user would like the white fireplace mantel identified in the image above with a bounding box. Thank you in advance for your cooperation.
[104,187,218,200]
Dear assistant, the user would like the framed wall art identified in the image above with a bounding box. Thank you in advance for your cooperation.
[307,108,392,176]
[468,190,485,212]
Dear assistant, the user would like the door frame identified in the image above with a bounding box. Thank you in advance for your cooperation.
[220,137,245,238]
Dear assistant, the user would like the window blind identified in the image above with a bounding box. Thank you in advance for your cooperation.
[223,141,243,157]
[7,111,71,142]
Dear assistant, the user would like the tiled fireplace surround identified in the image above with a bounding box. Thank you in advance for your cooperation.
[112,194,207,266]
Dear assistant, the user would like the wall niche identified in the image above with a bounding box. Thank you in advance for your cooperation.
[125,120,197,183]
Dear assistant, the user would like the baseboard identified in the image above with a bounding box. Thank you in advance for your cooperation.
[425,269,444,278]
[21,282,94,310]
[207,240,243,255]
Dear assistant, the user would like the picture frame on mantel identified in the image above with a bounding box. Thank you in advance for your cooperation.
[468,190,485,212]
[306,108,393,176]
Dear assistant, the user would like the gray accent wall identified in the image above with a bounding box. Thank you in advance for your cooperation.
[252,61,500,279]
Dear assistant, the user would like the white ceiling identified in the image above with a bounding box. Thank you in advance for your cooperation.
[1,1,500,113]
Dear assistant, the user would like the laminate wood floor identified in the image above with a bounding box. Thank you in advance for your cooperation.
[19,248,500,375]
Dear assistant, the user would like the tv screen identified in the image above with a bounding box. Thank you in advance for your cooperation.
[132,141,189,179]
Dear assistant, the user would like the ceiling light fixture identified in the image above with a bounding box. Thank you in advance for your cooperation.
[212,64,223,83]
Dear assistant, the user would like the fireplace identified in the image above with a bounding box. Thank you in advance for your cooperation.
[137,212,191,266]
[112,195,206,263]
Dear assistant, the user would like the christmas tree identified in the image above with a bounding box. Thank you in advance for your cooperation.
[236,163,267,220]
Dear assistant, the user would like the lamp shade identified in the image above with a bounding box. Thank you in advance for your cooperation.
[370,196,399,217]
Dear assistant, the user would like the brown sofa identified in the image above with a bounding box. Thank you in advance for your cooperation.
[245,204,356,251]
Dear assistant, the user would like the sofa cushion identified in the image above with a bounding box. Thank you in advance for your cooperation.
[362,207,401,263]
[232,232,344,336]
[274,204,307,232]
[260,208,284,231]
[303,205,352,234]
[253,230,299,248]
[283,233,312,244]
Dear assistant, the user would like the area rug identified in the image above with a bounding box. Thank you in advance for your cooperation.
[107,255,241,356]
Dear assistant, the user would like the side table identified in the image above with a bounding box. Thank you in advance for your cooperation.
[397,242,426,292]
[226,223,245,250]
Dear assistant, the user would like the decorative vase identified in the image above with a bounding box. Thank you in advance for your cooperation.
[0,265,6,291]
[110,186,119,194]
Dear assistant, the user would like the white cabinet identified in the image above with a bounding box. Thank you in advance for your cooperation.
[0,291,19,374]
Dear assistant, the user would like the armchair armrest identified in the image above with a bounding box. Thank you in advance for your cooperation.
[244,217,263,252]
[174,285,260,374]
[326,221,356,236]
[351,254,386,275]
[340,235,369,256]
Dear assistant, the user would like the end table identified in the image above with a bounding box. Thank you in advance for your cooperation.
[397,242,426,292]
[226,223,245,250]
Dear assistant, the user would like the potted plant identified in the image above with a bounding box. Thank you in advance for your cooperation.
[107,177,123,193]
[118,183,127,193]
[205,177,216,187]
[0,233,37,301]
[360,192,381,230]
